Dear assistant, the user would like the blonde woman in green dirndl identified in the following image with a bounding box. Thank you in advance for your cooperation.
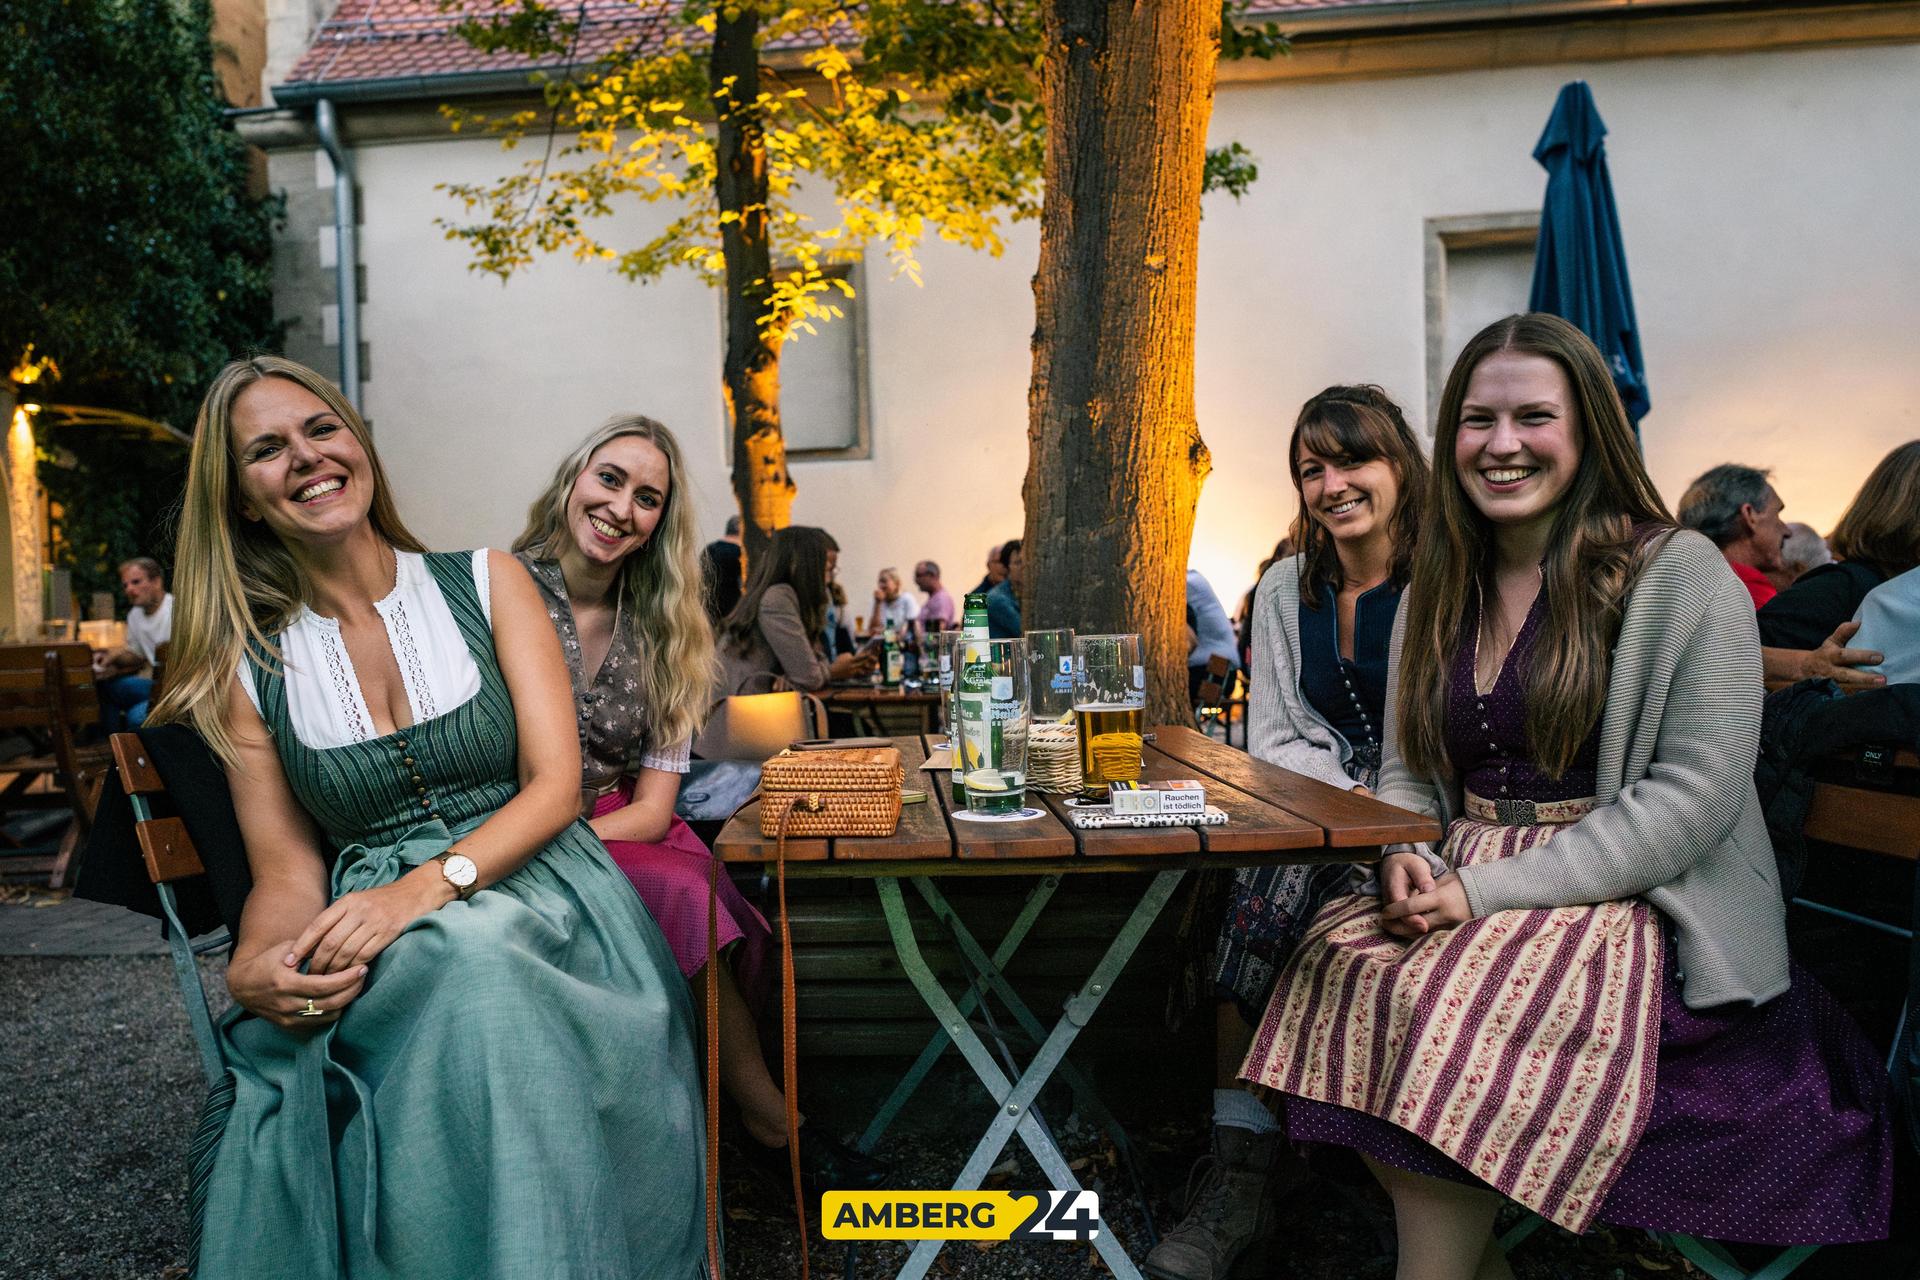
[149,356,709,1279]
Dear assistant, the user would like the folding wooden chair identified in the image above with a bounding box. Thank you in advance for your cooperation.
[108,732,231,1088]
[0,643,111,886]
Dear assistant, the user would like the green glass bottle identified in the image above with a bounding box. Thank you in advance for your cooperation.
[954,594,998,807]
[882,621,903,688]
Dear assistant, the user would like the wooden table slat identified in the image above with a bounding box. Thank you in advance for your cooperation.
[1137,747,1326,854]
[835,735,956,861]
[929,734,1079,860]
[1149,725,1442,847]
[715,796,832,862]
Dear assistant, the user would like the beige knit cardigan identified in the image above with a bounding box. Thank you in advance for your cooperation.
[1375,530,1790,1010]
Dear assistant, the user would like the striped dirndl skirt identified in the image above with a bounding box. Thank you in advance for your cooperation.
[1240,797,1663,1232]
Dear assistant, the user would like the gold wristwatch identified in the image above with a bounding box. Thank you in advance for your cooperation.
[433,851,479,901]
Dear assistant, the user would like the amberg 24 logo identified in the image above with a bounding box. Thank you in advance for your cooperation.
[822,1191,1101,1242]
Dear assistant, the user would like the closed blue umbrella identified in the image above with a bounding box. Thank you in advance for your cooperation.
[1529,81,1650,433]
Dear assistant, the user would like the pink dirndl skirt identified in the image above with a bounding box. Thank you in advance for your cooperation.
[592,780,773,997]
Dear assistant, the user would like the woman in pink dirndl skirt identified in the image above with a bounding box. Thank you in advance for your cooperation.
[514,414,875,1186]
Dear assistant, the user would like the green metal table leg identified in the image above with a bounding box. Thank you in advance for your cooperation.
[876,871,1185,1280]
[1662,1235,1819,1280]
[857,874,1061,1153]
[907,876,1143,1176]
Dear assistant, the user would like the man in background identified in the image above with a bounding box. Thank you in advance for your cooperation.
[915,561,957,630]
[93,557,171,729]
[1769,521,1833,594]
[1677,463,1789,607]
[987,540,1023,638]
[702,515,744,623]
[972,543,1006,596]
[1186,569,1240,702]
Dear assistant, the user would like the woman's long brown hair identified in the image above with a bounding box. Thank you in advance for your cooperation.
[1288,385,1429,606]
[1396,314,1673,780]
[1828,440,1920,576]
[717,526,833,653]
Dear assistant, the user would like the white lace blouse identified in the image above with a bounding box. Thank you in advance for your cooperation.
[237,550,492,750]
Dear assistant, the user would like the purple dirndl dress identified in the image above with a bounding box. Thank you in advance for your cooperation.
[1277,597,1892,1244]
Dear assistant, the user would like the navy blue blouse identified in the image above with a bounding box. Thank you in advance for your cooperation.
[1297,579,1401,753]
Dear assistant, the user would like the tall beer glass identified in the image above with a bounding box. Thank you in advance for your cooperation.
[1024,628,1076,722]
[1072,633,1146,800]
[953,638,1031,815]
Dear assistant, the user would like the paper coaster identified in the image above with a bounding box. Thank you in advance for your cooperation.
[951,807,1048,823]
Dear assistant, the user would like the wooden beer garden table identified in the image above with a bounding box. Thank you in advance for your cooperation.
[815,682,944,736]
[715,725,1441,1280]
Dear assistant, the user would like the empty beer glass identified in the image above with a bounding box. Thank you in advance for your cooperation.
[1023,628,1076,722]
[953,638,1031,815]
[1072,633,1146,800]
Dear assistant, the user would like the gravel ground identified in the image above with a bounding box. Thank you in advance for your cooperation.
[2,952,1911,1280]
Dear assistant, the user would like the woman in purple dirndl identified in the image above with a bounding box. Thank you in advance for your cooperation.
[1243,314,1890,1278]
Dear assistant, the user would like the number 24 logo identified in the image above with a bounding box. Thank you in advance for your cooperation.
[1007,1191,1100,1241]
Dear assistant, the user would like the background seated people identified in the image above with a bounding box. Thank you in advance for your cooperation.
[92,557,172,730]
[150,355,705,1279]
[1770,520,1831,593]
[701,513,744,623]
[1851,565,1920,686]
[1242,315,1890,1280]
[1758,440,1920,687]
[971,542,1006,595]
[1677,462,1788,606]
[714,525,875,700]
[986,538,1023,637]
[1185,568,1240,703]
[869,567,920,637]
[914,560,956,629]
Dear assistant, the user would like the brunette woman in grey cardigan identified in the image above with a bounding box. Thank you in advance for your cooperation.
[1149,387,1428,1280]
[1241,315,1890,1279]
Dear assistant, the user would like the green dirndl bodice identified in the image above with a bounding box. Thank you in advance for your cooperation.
[193,551,707,1279]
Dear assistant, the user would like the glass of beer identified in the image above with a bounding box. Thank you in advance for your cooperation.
[953,638,1031,816]
[1023,628,1076,722]
[1072,633,1146,801]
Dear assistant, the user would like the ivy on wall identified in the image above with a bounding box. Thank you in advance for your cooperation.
[2,0,282,604]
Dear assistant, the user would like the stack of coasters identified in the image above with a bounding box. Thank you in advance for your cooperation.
[1108,779,1206,815]
[1068,805,1228,830]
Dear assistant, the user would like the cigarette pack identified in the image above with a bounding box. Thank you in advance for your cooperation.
[1108,779,1207,815]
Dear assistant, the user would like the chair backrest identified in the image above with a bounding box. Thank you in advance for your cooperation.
[1194,653,1234,711]
[151,640,170,702]
[109,732,227,1087]
[0,643,96,732]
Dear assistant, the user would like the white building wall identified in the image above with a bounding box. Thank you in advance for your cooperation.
[344,38,1920,619]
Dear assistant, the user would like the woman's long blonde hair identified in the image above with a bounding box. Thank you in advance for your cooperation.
[1396,314,1673,780]
[147,356,427,766]
[512,415,716,752]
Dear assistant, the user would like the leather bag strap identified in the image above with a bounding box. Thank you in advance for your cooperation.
[706,839,725,1279]
[775,796,811,1280]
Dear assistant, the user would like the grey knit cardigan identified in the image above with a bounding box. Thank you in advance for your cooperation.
[1375,530,1790,1010]
[1246,555,1392,792]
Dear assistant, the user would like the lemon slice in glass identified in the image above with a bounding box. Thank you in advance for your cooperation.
[965,769,1009,792]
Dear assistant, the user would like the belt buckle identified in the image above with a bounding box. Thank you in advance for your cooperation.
[1494,796,1537,825]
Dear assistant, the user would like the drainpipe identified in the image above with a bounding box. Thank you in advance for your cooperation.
[313,99,361,411]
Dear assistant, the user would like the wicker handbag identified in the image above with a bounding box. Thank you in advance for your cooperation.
[704,746,903,1280]
[757,745,905,837]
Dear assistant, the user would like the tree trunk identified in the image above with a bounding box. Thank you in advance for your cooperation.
[711,5,794,566]
[1023,0,1219,730]
[1,386,45,636]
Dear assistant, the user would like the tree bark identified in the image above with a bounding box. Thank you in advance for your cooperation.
[1023,0,1219,729]
[711,5,794,565]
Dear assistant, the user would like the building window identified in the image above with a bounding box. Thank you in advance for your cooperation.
[776,260,872,461]
[1423,213,1538,427]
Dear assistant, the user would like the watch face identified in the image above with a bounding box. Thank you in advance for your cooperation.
[443,854,478,888]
